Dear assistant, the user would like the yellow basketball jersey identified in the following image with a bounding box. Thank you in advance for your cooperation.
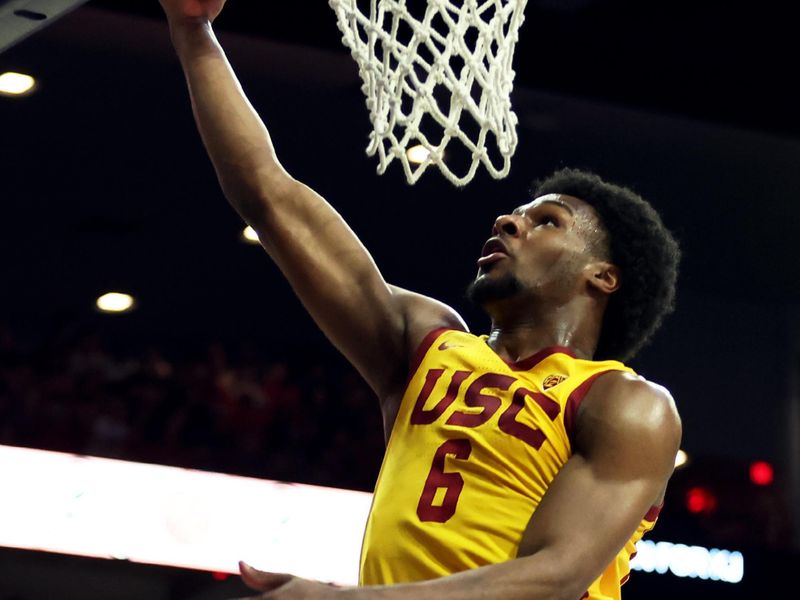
[360,328,661,600]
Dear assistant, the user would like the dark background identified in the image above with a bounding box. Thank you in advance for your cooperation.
[0,1,798,598]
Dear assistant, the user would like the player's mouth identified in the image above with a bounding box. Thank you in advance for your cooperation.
[477,237,510,268]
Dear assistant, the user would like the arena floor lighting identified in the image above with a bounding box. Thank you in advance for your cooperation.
[0,445,371,584]
[0,445,743,586]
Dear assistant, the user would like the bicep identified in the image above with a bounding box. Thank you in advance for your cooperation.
[517,378,680,597]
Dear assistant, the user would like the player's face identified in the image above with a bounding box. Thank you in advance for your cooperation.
[469,194,607,306]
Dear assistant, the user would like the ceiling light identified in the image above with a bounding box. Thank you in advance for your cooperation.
[674,449,688,469]
[406,144,431,164]
[96,292,135,314]
[242,226,260,244]
[0,72,36,96]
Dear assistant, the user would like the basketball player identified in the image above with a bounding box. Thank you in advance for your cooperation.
[158,1,682,598]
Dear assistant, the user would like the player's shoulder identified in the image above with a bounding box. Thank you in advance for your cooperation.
[580,370,681,439]
[574,369,682,491]
[379,285,467,397]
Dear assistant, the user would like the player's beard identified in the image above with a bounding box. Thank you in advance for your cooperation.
[466,272,523,307]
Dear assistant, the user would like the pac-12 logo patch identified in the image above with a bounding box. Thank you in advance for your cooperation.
[542,374,567,390]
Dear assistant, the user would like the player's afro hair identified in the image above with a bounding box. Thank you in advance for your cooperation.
[530,168,680,362]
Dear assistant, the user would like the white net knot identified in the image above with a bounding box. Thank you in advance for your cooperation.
[329,0,529,186]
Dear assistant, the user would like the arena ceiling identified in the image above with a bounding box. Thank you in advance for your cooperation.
[87,0,798,138]
[0,2,795,349]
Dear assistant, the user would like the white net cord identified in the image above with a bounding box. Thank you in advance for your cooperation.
[329,0,528,186]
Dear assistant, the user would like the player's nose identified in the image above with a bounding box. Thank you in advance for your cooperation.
[493,213,524,237]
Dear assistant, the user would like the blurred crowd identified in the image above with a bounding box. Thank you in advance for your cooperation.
[0,325,385,491]
[0,324,794,553]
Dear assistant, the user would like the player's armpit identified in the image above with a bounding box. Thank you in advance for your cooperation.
[386,285,468,353]
[376,286,467,427]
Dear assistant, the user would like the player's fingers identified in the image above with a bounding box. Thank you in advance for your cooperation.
[238,561,294,592]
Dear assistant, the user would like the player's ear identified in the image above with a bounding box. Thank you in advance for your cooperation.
[586,261,620,295]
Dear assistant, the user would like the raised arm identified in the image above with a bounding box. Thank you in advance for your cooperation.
[158,1,464,400]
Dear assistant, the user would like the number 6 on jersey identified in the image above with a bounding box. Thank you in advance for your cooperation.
[416,439,472,523]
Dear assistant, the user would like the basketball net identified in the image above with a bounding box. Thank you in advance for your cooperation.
[329,0,528,186]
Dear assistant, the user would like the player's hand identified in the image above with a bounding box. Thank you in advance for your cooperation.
[158,0,226,25]
[233,562,348,599]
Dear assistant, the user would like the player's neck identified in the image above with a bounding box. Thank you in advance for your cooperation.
[485,298,601,361]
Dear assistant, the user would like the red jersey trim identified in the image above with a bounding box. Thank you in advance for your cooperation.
[644,502,664,522]
[563,369,615,448]
[503,345,577,371]
[405,327,452,386]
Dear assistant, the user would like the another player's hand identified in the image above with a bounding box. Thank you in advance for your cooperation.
[158,0,227,25]
[233,562,348,599]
